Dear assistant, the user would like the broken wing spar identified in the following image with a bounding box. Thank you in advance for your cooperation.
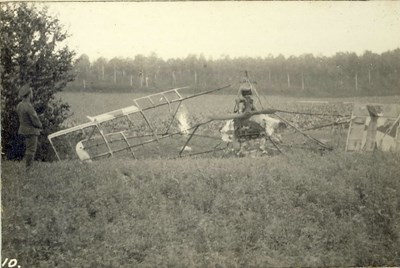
[208,107,351,151]
[48,85,231,161]
[208,108,350,121]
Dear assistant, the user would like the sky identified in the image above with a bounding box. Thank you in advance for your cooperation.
[42,1,400,61]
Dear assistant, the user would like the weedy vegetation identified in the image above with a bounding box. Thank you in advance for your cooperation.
[2,93,400,267]
[2,151,399,267]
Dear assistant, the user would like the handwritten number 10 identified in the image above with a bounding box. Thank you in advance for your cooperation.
[1,258,21,268]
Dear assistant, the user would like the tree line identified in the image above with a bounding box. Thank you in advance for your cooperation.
[70,49,400,97]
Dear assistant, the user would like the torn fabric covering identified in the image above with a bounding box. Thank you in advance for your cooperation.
[346,103,400,152]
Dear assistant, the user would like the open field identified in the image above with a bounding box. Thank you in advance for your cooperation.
[2,91,400,267]
[2,151,399,267]
[58,91,400,125]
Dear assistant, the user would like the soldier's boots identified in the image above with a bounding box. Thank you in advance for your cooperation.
[25,154,34,172]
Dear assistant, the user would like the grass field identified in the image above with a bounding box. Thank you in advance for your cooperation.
[2,91,400,267]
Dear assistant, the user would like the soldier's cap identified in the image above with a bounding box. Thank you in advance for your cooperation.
[18,85,32,98]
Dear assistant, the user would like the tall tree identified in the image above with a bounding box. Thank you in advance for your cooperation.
[347,53,360,91]
[1,3,75,160]
[74,54,90,89]
[362,50,379,87]
[92,57,108,81]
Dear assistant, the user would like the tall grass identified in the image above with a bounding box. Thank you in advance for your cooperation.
[2,150,399,267]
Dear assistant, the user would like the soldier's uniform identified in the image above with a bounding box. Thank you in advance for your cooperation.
[235,81,255,114]
[16,85,42,170]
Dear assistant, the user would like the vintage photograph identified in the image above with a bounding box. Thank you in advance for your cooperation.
[1,1,400,267]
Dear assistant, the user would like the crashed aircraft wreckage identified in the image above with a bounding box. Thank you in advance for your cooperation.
[48,73,400,162]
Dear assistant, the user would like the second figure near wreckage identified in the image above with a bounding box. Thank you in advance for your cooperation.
[234,79,255,114]
[232,78,266,141]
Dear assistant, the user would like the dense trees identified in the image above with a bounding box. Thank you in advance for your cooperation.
[1,3,75,160]
[68,49,400,96]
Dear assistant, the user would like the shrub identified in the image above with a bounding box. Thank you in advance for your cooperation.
[0,3,75,161]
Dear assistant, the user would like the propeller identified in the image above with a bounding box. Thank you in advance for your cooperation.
[208,108,277,120]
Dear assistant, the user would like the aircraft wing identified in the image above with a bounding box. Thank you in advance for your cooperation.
[87,105,140,123]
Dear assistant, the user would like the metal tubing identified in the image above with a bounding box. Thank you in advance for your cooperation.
[161,92,171,113]
[135,85,230,112]
[266,135,283,154]
[97,124,114,157]
[164,101,182,134]
[86,125,98,142]
[121,132,136,159]
[140,111,159,142]
[179,125,200,156]
[275,114,332,150]
[174,88,183,99]
[48,138,61,161]
[181,147,226,157]
[302,118,350,131]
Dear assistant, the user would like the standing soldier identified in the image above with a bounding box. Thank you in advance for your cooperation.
[16,85,42,171]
